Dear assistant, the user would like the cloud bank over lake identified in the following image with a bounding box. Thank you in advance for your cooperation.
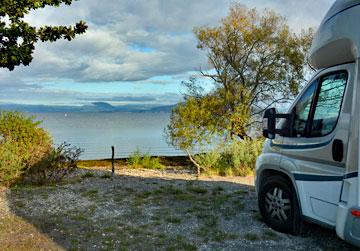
[0,0,333,106]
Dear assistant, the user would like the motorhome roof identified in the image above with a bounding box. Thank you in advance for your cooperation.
[309,0,360,70]
[322,0,360,25]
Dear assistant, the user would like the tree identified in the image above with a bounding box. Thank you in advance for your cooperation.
[0,0,87,71]
[166,94,219,176]
[167,5,314,172]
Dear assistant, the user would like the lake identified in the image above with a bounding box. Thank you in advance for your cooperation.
[31,112,185,160]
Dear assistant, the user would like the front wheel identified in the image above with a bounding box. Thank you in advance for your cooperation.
[258,175,301,234]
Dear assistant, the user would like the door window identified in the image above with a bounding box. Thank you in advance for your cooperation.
[291,80,317,137]
[310,72,347,137]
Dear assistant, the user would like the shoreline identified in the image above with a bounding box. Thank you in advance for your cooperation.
[78,155,192,168]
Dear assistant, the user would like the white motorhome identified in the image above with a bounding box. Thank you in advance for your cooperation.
[256,0,360,247]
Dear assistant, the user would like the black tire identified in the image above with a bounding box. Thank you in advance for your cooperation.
[258,175,302,234]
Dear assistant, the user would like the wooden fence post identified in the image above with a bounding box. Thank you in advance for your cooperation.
[111,146,115,177]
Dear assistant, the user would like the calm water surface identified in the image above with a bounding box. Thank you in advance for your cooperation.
[32,112,185,160]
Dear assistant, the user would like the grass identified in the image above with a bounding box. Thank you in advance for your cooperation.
[100,173,112,179]
[14,200,26,208]
[212,185,224,194]
[244,233,259,241]
[186,186,208,194]
[252,212,263,222]
[81,171,95,178]
[2,159,349,251]
[233,189,247,195]
[166,216,182,224]
[1,169,266,250]
[202,214,218,227]
[81,189,99,198]
[262,229,279,240]
[127,148,165,170]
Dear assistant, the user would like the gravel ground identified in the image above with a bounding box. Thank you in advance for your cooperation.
[0,167,358,251]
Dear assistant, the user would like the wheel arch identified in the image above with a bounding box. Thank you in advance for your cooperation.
[257,167,303,217]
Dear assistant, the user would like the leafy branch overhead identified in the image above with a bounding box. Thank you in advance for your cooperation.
[0,0,88,70]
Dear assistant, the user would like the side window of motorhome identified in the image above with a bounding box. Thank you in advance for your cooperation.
[310,72,347,137]
[291,80,317,137]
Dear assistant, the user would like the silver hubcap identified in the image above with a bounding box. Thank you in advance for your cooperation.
[265,187,291,222]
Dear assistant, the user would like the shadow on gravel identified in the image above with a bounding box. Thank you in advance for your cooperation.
[4,169,359,251]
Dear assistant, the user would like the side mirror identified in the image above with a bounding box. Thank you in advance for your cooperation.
[263,108,276,139]
[262,108,294,139]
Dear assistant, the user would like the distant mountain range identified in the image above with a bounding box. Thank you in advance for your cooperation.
[0,102,177,113]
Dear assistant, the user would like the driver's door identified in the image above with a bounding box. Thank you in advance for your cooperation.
[280,64,353,226]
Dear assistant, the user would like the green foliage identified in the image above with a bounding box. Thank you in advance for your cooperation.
[100,173,111,179]
[0,0,87,70]
[0,140,26,184]
[166,96,218,151]
[193,6,314,134]
[194,138,264,176]
[82,171,95,179]
[0,111,52,184]
[0,111,82,185]
[127,147,143,168]
[167,5,312,174]
[128,148,165,170]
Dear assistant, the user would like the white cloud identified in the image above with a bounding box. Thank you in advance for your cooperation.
[0,0,334,104]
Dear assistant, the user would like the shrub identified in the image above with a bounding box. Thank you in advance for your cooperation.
[0,111,82,185]
[25,143,83,185]
[0,111,52,167]
[194,138,264,176]
[193,150,221,173]
[0,140,26,185]
[0,111,52,185]
[224,138,264,176]
[128,148,164,170]
[127,147,143,168]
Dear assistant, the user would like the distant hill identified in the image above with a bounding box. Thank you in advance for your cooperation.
[81,102,117,112]
[0,102,178,113]
[148,104,177,112]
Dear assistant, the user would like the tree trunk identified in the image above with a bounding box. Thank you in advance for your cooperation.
[186,149,201,177]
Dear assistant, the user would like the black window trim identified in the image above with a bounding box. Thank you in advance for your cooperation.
[284,79,318,138]
[305,78,320,136]
[305,70,348,138]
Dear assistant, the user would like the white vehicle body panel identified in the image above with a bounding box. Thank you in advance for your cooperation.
[256,0,360,247]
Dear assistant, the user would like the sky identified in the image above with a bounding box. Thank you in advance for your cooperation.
[0,0,334,107]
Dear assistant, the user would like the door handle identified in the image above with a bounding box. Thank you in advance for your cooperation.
[332,139,343,162]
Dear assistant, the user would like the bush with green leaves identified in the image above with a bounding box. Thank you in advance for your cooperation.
[0,111,82,185]
[0,111,52,166]
[0,140,26,184]
[194,138,264,176]
[128,148,164,170]
[0,111,52,185]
